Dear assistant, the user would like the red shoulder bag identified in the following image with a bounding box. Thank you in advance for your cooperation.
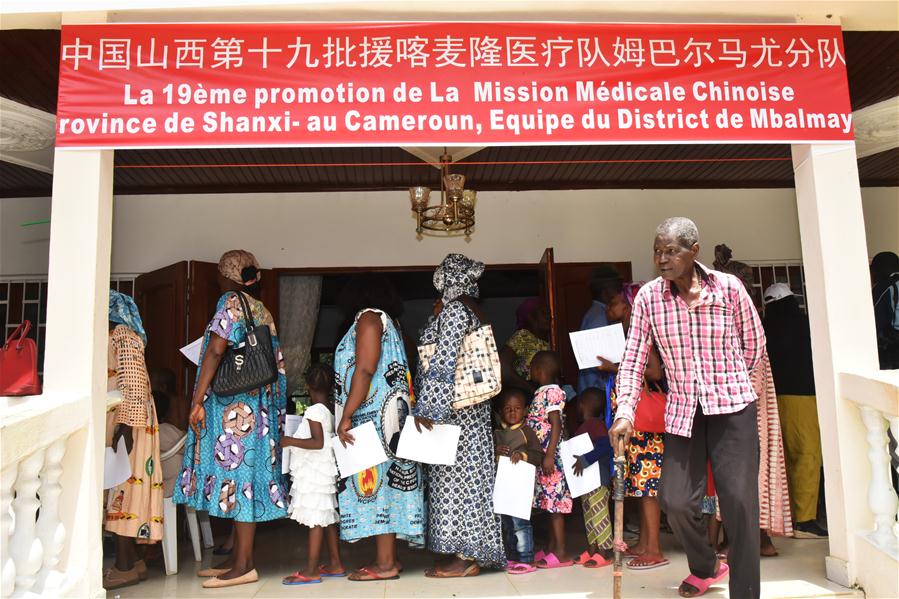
[0,321,42,396]
[633,382,666,433]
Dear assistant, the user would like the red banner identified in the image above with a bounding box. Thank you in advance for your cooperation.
[56,22,853,148]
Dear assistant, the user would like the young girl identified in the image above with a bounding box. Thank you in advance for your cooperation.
[526,350,574,568]
[281,363,344,585]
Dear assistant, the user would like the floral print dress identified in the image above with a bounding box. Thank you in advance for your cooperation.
[526,384,573,514]
[173,292,289,522]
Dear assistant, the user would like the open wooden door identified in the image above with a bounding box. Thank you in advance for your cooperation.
[539,248,560,352]
[134,261,189,397]
[554,261,633,385]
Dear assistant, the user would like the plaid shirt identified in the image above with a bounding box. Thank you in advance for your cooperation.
[615,262,765,438]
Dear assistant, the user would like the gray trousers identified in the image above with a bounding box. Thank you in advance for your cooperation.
[660,402,760,599]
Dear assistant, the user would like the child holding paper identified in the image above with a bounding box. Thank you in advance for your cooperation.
[493,387,544,574]
[280,363,345,585]
[571,388,614,568]
[526,351,574,568]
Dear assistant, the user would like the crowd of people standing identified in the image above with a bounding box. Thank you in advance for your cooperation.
[101,219,867,598]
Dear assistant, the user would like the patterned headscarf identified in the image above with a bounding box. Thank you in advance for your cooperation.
[218,249,262,286]
[622,281,646,307]
[433,253,485,302]
[109,289,147,345]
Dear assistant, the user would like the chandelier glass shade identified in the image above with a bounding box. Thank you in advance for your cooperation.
[409,153,476,236]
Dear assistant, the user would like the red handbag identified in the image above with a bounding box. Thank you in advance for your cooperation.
[633,382,666,433]
[0,321,42,396]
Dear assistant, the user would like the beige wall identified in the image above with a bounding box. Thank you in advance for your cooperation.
[2,187,897,280]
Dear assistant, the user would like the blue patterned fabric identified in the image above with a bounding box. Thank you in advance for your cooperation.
[173,292,288,523]
[109,289,147,345]
[333,309,425,544]
[414,254,505,568]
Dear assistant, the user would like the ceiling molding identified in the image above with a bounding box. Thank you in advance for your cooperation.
[853,96,899,159]
[401,146,487,169]
[0,97,55,173]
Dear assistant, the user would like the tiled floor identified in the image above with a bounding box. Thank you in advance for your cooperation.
[109,522,861,599]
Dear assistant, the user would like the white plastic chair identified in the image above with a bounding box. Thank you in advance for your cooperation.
[160,433,215,575]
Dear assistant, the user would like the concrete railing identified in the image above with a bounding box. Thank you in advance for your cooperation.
[839,371,899,598]
[1,394,104,597]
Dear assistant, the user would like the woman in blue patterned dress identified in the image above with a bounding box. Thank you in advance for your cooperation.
[414,254,505,577]
[174,250,288,589]
[333,275,425,581]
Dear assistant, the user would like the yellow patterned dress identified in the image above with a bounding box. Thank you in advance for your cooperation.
[105,325,164,542]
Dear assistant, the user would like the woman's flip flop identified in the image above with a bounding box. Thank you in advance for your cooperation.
[536,552,574,569]
[507,562,537,575]
[678,562,730,597]
[574,551,591,565]
[349,566,400,582]
[424,562,480,578]
[534,549,546,563]
[319,565,348,577]
[626,556,670,570]
[282,572,322,585]
[584,553,613,568]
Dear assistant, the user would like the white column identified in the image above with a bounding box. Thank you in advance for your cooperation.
[791,143,880,587]
[42,148,113,598]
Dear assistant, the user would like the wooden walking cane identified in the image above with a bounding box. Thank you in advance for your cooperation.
[613,435,627,599]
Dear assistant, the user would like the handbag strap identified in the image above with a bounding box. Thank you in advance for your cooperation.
[2,321,31,351]
[233,291,260,347]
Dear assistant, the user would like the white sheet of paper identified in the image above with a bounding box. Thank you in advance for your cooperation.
[281,415,309,474]
[492,456,537,520]
[568,323,626,370]
[103,436,132,490]
[179,336,204,366]
[395,415,461,465]
[330,420,388,478]
[561,433,602,498]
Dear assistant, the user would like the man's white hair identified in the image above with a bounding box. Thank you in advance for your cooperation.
[656,217,699,248]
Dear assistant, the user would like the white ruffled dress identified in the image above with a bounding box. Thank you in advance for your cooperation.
[286,403,339,527]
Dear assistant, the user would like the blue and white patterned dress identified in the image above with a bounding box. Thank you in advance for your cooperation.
[173,292,289,522]
[414,254,505,568]
[333,309,425,544]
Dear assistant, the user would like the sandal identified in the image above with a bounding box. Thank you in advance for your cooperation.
[349,566,400,581]
[584,553,613,568]
[678,563,729,597]
[574,551,591,565]
[534,549,546,563]
[626,556,669,570]
[536,552,574,569]
[424,562,480,578]
[507,561,537,575]
[282,571,322,585]
[319,564,347,577]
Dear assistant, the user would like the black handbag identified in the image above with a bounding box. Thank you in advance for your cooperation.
[211,291,279,396]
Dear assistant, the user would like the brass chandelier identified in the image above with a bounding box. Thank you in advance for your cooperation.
[409,153,477,237]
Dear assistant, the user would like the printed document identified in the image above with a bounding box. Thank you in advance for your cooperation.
[104,436,132,490]
[179,336,204,366]
[560,433,602,498]
[568,323,626,370]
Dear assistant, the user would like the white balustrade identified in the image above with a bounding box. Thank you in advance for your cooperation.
[36,437,67,594]
[1,394,93,598]
[859,406,899,553]
[9,448,45,596]
[1,465,17,598]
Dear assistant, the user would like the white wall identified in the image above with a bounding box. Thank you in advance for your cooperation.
[2,187,897,280]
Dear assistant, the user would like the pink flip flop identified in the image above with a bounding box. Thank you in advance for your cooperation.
[534,550,546,563]
[574,551,591,565]
[536,552,574,569]
[507,561,537,575]
[679,563,730,597]
[626,556,669,570]
[584,553,613,568]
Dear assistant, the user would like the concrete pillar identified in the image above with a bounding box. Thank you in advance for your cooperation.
[791,143,880,587]
[42,148,113,598]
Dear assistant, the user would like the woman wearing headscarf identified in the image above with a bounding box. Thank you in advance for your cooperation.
[104,290,164,590]
[501,297,552,392]
[414,254,505,577]
[174,250,289,589]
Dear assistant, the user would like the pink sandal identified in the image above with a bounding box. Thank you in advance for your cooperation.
[574,551,591,565]
[584,553,613,568]
[679,563,729,597]
[536,552,574,569]
[507,561,537,575]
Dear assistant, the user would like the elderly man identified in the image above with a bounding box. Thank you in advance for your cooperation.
[609,217,765,599]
